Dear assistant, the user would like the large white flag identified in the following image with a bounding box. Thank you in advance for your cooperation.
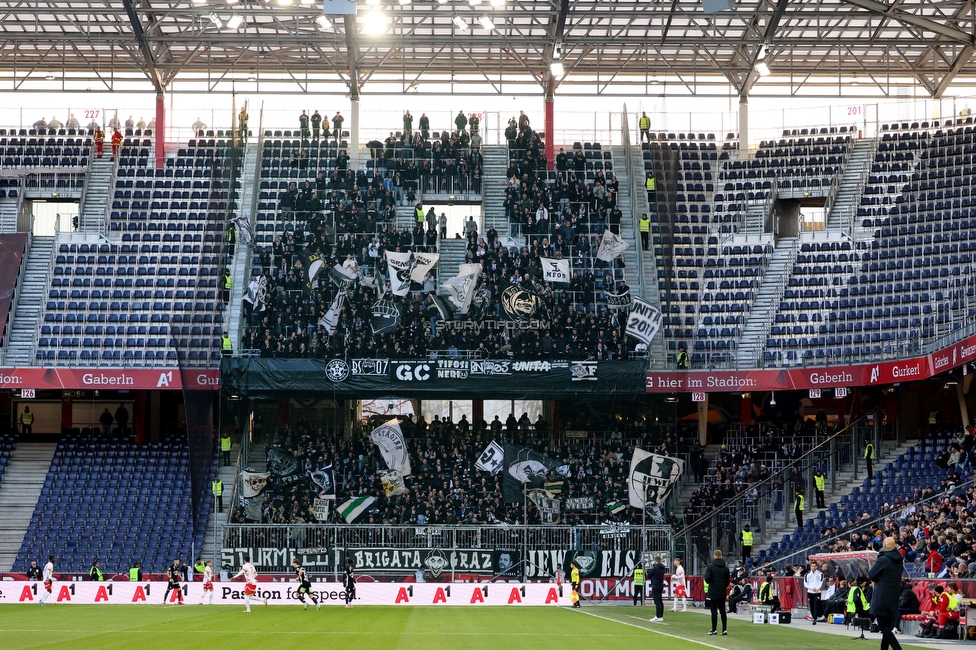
[628,447,684,508]
[625,296,663,345]
[318,290,346,335]
[369,418,411,476]
[475,440,505,474]
[409,252,440,284]
[458,263,482,276]
[443,265,482,314]
[386,251,414,296]
[540,257,571,284]
[596,228,630,262]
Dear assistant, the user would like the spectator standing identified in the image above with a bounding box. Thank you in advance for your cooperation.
[111,128,123,161]
[114,403,129,433]
[299,111,310,139]
[94,127,105,158]
[805,559,824,623]
[99,408,114,436]
[639,112,651,143]
[639,213,650,250]
[419,113,430,139]
[455,110,468,133]
[332,112,344,142]
[21,406,34,434]
[192,117,207,133]
[310,110,322,140]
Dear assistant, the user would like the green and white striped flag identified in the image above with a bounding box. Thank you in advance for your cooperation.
[339,496,376,523]
[607,500,627,515]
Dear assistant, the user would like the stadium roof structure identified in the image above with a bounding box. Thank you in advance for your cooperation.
[2,0,976,98]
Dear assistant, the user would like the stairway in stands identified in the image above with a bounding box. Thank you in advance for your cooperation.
[79,157,116,231]
[480,145,511,240]
[2,236,55,366]
[752,440,914,567]
[199,441,241,566]
[611,145,642,298]
[437,238,467,280]
[227,144,260,347]
[735,236,798,366]
[826,138,874,232]
[0,443,57,571]
[0,193,20,234]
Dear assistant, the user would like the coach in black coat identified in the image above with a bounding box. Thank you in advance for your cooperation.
[868,537,904,650]
[704,550,731,636]
[647,557,666,620]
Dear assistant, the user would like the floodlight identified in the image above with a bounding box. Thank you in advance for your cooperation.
[550,61,564,76]
[209,12,223,27]
[452,14,469,30]
[225,14,244,29]
[362,10,389,34]
[316,14,333,30]
[478,15,493,30]
[755,59,770,77]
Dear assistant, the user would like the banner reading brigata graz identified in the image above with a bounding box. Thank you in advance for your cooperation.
[222,358,646,398]
[0,367,220,391]
[646,332,976,393]
[0,581,568,606]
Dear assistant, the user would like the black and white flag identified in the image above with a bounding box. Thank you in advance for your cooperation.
[309,462,336,500]
[409,252,440,284]
[540,257,571,284]
[628,447,684,508]
[379,469,408,496]
[528,489,561,524]
[605,288,632,308]
[229,213,254,249]
[475,440,505,474]
[443,264,482,314]
[625,296,663,345]
[370,299,401,335]
[596,228,630,262]
[502,443,561,503]
[386,251,414,296]
[329,263,359,288]
[319,290,346,335]
[369,418,411,476]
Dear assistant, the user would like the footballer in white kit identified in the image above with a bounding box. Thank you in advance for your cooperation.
[39,556,55,605]
[232,554,266,612]
[200,560,215,605]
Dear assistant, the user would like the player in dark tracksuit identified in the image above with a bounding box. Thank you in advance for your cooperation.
[163,558,184,604]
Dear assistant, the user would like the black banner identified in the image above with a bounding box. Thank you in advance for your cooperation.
[222,358,646,399]
[502,443,561,503]
[344,548,497,577]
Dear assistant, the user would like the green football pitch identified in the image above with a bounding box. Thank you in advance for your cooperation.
[0,605,933,650]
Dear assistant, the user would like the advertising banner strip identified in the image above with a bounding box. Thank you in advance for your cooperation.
[0,368,220,391]
[0,581,568,606]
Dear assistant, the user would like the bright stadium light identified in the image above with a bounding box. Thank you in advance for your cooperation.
[755,59,770,77]
[300,0,315,4]
[316,14,333,30]
[468,0,482,5]
[398,0,412,5]
[225,14,244,29]
[490,0,505,6]
[362,10,389,34]
[192,0,207,4]
[209,12,223,28]
[276,0,293,5]
[226,0,239,4]
[452,14,469,30]
[550,61,564,76]
[478,15,494,30]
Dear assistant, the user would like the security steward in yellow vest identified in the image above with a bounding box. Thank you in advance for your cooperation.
[846,576,869,624]
[129,562,142,582]
[193,558,206,576]
[864,442,876,479]
[221,331,232,357]
[814,470,826,509]
[676,346,689,369]
[639,213,651,250]
[20,406,34,435]
[645,173,657,203]
[740,525,754,566]
[221,268,232,304]
[212,478,223,512]
[794,492,805,526]
[220,432,232,466]
[639,112,651,142]
[238,108,249,142]
[758,572,780,612]
[633,566,645,606]
[415,204,425,225]
[89,561,104,581]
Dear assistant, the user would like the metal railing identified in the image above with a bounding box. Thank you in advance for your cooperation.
[218,523,672,578]
[621,104,645,307]
[675,412,877,573]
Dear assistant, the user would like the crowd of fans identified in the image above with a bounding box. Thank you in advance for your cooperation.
[231,413,680,527]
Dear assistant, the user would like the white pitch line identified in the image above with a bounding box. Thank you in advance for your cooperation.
[0,629,616,637]
[572,608,729,650]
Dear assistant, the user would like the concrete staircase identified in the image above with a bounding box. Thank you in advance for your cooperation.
[735,236,798,366]
[2,236,55,366]
[742,203,766,237]
[752,440,915,564]
[826,138,873,232]
[79,157,116,231]
[226,145,259,349]
[199,441,241,565]
[436,238,467,280]
[630,146,667,367]
[480,145,511,240]
[0,443,57,571]
[611,146,642,297]
[0,194,20,233]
